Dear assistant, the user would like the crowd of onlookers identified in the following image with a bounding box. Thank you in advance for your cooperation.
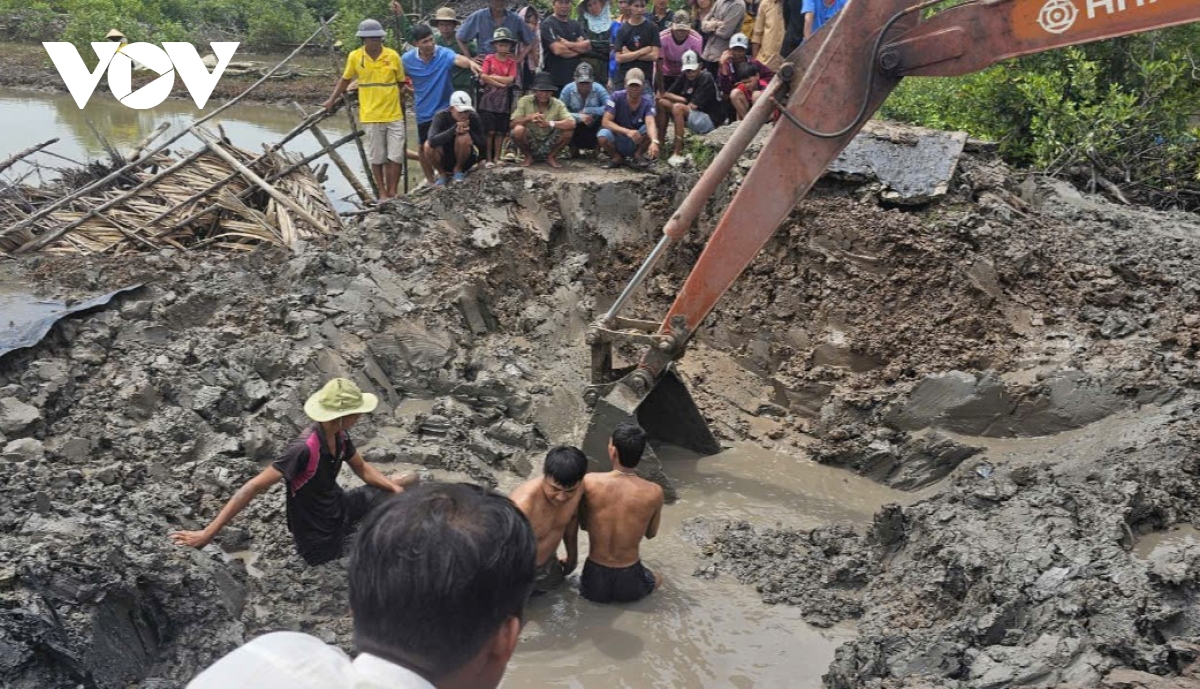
[326,0,849,196]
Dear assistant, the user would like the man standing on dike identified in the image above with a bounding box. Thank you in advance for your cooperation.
[403,23,482,186]
[170,378,418,566]
[510,446,588,594]
[322,19,408,200]
[579,422,664,603]
[540,0,591,91]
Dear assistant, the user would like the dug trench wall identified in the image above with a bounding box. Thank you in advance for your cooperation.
[0,133,1199,687]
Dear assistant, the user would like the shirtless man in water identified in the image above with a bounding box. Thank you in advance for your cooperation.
[510,445,588,594]
[579,422,664,603]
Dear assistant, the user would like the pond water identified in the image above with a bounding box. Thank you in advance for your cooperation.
[0,87,420,209]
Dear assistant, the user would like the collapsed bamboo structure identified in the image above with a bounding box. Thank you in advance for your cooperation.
[0,11,387,257]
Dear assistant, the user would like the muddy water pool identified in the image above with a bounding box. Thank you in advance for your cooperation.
[494,443,911,688]
[0,87,420,208]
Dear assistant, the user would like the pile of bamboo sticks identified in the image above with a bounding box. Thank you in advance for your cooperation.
[0,12,381,257]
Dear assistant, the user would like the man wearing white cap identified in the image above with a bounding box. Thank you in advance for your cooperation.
[170,378,417,566]
[656,50,720,157]
[323,19,408,200]
[424,91,486,184]
[718,31,774,118]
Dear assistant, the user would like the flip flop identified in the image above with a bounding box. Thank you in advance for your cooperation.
[434,175,447,186]
[453,172,466,182]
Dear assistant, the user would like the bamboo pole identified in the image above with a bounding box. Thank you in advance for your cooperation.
[192,127,329,232]
[142,107,335,227]
[290,102,373,204]
[4,12,340,251]
[128,123,171,161]
[154,130,361,237]
[0,139,60,175]
[34,145,215,244]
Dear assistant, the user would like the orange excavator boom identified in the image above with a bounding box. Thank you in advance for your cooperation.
[582,0,1200,459]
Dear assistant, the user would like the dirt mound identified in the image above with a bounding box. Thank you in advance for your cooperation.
[0,132,1198,688]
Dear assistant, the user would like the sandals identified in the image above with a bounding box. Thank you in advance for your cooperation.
[600,157,621,169]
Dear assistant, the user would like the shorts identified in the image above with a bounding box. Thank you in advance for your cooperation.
[579,559,656,604]
[518,126,564,159]
[532,558,566,594]
[571,120,599,150]
[686,110,715,135]
[598,124,647,158]
[417,119,433,145]
[481,110,511,134]
[363,120,406,165]
[431,143,480,174]
[295,485,391,566]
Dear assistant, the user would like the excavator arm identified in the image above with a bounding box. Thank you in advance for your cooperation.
[582,0,1200,460]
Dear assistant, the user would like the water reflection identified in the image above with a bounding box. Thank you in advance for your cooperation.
[0,87,420,207]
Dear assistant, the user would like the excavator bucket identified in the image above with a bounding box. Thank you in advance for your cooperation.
[581,366,722,470]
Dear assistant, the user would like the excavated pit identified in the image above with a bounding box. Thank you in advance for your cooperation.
[1,130,1199,688]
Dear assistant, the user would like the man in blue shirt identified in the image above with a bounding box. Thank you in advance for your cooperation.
[559,62,609,155]
[457,0,537,58]
[403,24,481,184]
[598,67,660,168]
[802,0,847,38]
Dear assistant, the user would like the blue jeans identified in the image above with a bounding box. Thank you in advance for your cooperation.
[598,125,648,157]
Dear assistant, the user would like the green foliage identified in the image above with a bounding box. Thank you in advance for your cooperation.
[880,26,1200,208]
[0,0,317,49]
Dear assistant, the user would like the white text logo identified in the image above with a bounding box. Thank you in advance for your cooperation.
[1086,0,1157,20]
[43,42,239,110]
[1037,0,1079,33]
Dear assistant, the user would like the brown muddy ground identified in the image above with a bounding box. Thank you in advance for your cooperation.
[1,129,1199,688]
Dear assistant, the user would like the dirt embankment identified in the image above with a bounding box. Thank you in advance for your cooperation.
[1,128,1199,688]
[0,42,340,105]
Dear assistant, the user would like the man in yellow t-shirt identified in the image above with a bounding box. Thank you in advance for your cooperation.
[323,19,408,200]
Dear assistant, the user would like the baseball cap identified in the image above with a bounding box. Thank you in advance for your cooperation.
[671,12,691,30]
[450,91,474,111]
[681,50,700,72]
[574,62,594,83]
[730,32,749,50]
[624,67,645,86]
[492,26,516,44]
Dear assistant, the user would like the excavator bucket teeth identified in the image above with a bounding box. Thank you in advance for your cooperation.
[582,367,722,469]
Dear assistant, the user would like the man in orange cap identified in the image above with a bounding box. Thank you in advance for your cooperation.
[170,378,417,565]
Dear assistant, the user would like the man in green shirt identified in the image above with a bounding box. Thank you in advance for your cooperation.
[510,71,576,167]
[431,7,478,95]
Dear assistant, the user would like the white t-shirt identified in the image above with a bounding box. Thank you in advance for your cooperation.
[187,631,436,689]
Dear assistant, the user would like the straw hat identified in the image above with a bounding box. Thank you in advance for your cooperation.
[433,7,461,23]
[304,378,378,422]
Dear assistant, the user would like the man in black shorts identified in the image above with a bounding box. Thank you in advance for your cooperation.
[424,90,486,184]
[170,378,418,565]
[578,422,664,603]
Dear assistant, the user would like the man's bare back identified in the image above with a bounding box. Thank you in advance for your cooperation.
[580,470,663,568]
[511,476,583,566]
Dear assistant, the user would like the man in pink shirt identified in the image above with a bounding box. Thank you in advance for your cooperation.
[657,12,702,94]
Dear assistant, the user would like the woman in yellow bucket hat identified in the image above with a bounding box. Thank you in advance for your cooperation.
[170,378,418,565]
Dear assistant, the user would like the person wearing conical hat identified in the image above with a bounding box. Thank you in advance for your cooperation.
[171,378,418,566]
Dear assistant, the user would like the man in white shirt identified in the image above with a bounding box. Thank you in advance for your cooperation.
[187,482,537,689]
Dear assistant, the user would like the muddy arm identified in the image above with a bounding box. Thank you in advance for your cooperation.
[562,511,580,574]
[348,453,402,493]
[170,466,282,549]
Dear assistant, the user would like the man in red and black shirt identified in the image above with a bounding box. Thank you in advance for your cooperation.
[171,378,417,565]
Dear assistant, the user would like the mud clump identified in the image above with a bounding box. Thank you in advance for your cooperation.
[1,130,1199,688]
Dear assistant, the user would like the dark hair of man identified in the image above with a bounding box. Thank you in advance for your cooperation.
[611,421,647,468]
[411,22,434,42]
[543,445,588,487]
[349,482,536,679]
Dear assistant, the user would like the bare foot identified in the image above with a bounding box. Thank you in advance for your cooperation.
[521,155,534,167]
[546,155,562,168]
